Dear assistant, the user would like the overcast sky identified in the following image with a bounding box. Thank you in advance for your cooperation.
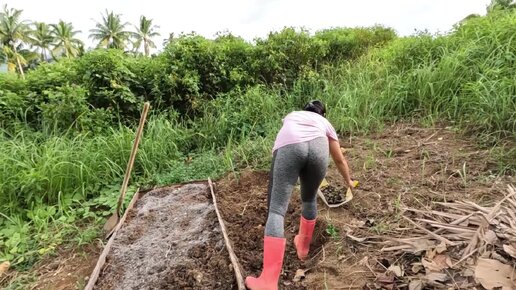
[5,0,491,51]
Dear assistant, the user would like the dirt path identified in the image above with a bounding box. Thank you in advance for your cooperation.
[95,183,235,289]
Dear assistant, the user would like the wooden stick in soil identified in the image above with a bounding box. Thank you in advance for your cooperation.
[208,178,246,290]
[103,102,150,238]
[85,190,141,290]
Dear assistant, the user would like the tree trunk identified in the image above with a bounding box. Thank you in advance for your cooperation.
[144,40,149,57]
[13,46,25,79]
[16,57,25,78]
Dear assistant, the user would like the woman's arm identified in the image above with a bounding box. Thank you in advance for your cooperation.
[329,139,354,188]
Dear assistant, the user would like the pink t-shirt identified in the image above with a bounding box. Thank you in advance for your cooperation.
[272,111,338,152]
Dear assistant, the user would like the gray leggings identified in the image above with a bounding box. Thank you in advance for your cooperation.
[265,137,329,237]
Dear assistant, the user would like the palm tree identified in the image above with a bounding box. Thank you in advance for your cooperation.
[89,10,131,49]
[51,20,83,58]
[0,5,30,77]
[2,43,37,73]
[28,22,54,61]
[132,16,160,56]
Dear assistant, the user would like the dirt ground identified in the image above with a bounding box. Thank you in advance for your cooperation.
[95,183,235,290]
[215,171,329,289]
[17,123,514,289]
[215,123,514,289]
[26,244,102,290]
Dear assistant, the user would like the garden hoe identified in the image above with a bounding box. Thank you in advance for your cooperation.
[103,102,150,239]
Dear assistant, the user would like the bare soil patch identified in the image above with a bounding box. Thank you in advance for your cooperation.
[215,171,328,289]
[28,244,102,290]
[310,123,514,288]
[214,123,514,289]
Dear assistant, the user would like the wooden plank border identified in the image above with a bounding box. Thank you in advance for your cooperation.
[84,190,140,290]
[85,180,246,289]
[208,178,246,290]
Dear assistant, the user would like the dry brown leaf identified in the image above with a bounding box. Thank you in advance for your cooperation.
[425,272,448,282]
[422,254,451,272]
[293,269,306,282]
[474,258,516,289]
[0,261,9,276]
[435,242,447,254]
[503,244,516,259]
[412,263,424,274]
[434,254,453,268]
[408,279,423,290]
[387,265,403,277]
[484,230,498,245]
[422,259,441,272]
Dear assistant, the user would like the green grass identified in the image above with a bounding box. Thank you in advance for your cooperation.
[0,109,278,269]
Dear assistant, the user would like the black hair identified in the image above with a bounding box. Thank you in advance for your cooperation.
[303,100,326,117]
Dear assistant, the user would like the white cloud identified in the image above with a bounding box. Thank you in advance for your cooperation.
[5,0,490,51]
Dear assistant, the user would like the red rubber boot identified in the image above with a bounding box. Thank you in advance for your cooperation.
[294,216,316,260]
[245,236,286,290]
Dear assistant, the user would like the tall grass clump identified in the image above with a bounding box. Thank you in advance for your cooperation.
[290,9,515,140]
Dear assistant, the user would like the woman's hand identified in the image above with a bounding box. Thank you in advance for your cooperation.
[348,179,359,189]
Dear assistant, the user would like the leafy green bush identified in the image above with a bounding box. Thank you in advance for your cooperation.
[77,49,139,117]
[38,85,89,132]
[253,28,327,87]
[315,25,396,62]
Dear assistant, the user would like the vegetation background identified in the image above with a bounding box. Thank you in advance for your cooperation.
[0,0,514,287]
